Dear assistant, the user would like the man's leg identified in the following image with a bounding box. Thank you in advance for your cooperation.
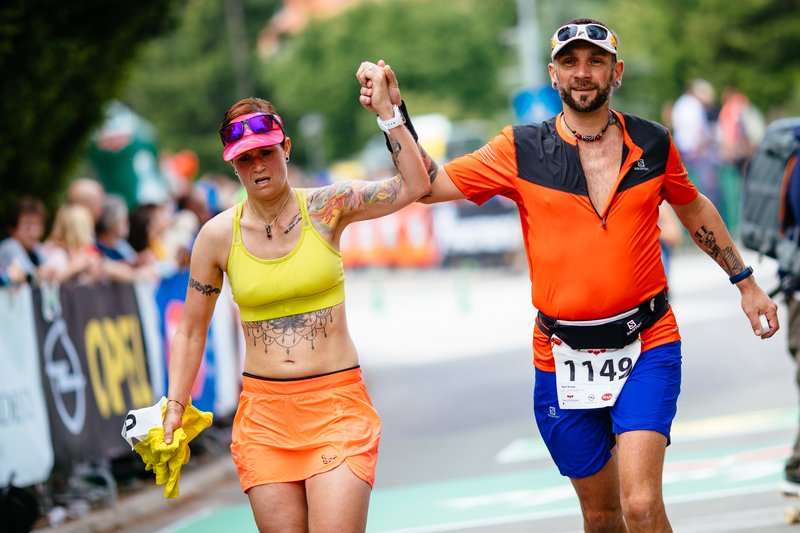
[534,368,622,531]
[570,453,626,533]
[610,341,681,532]
[616,430,671,532]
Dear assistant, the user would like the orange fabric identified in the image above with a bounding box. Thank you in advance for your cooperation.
[230,367,381,492]
[779,154,798,233]
[444,111,697,371]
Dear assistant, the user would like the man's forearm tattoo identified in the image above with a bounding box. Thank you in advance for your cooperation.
[189,277,221,296]
[694,226,743,275]
[244,308,333,355]
[419,144,439,184]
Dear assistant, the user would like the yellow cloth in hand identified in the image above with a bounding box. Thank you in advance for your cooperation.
[132,401,212,498]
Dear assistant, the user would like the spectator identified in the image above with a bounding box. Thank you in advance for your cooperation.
[0,196,48,283]
[658,203,683,281]
[128,203,180,277]
[95,194,138,263]
[0,259,28,287]
[96,194,160,284]
[717,86,766,233]
[40,204,102,284]
[66,178,106,224]
[671,79,722,210]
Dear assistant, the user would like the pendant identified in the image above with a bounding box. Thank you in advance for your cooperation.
[265,225,272,239]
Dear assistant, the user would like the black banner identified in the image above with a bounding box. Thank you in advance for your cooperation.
[33,282,154,476]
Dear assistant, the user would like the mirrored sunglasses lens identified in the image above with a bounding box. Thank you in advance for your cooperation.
[247,115,275,134]
[220,123,244,144]
[557,25,577,42]
[586,25,608,41]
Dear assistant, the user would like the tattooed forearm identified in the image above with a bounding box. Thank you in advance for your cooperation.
[243,308,333,355]
[189,277,221,296]
[389,138,402,169]
[419,144,439,184]
[694,226,743,275]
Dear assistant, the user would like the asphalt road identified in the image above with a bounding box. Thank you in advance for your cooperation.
[45,250,800,532]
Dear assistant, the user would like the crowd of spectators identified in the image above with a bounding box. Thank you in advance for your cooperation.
[0,172,242,292]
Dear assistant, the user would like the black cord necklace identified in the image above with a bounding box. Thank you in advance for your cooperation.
[563,111,613,142]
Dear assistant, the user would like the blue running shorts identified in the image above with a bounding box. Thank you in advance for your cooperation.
[533,340,682,479]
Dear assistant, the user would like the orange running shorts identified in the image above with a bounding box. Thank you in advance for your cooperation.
[230,366,381,492]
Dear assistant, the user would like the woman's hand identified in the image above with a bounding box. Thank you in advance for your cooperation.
[163,401,185,444]
[357,59,401,114]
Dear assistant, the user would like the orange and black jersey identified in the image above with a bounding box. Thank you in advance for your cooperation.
[444,110,698,371]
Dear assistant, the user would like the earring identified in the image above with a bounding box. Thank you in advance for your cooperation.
[551,81,558,90]
[613,79,622,88]
[285,156,290,163]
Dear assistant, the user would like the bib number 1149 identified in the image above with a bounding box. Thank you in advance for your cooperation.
[552,338,642,409]
[562,356,633,382]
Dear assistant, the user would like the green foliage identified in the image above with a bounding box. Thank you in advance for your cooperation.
[123,0,282,178]
[604,0,800,120]
[263,0,517,166]
[0,0,180,220]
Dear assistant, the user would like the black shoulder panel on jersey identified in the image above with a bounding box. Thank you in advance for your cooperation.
[617,113,671,193]
[513,118,588,196]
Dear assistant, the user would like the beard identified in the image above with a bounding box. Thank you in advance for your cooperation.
[559,74,613,113]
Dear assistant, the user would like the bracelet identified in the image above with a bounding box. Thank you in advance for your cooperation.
[729,265,754,284]
[383,100,418,152]
[167,398,186,411]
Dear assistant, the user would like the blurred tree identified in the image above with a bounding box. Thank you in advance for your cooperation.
[122,0,282,179]
[0,0,180,226]
[263,0,517,168]
[605,0,800,121]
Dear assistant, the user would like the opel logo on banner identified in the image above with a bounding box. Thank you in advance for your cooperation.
[43,318,86,435]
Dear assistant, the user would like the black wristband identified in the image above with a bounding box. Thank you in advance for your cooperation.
[384,100,418,152]
[729,265,754,284]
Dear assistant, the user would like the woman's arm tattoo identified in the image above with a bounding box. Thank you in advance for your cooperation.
[694,226,743,275]
[189,277,221,296]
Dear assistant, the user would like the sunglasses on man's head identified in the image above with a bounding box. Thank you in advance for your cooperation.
[219,114,283,145]
[555,23,610,43]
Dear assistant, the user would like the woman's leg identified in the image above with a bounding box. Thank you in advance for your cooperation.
[248,481,309,533]
[306,463,372,533]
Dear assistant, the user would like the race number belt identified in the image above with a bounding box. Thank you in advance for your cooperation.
[538,290,668,410]
[536,290,668,350]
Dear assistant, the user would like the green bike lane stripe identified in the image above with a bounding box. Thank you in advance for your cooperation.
[162,408,795,532]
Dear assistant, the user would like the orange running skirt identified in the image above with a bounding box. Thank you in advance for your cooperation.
[230,366,381,492]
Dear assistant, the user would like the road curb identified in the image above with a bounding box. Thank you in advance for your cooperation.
[39,456,239,533]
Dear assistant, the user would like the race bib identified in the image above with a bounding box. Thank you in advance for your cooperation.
[552,335,641,409]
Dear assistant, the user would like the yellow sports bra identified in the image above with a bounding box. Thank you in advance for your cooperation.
[226,189,345,322]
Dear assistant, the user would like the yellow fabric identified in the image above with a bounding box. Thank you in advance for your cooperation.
[226,188,345,322]
[132,401,213,498]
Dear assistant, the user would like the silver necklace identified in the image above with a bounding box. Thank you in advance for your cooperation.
[246,189,292,239]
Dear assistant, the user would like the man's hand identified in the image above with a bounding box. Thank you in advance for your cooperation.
[357,59,401,113]
[738,279,780,339]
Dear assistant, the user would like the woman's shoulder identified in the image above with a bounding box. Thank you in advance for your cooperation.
[193,205,238,253]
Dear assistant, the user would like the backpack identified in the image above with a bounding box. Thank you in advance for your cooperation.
[740,117,800,258]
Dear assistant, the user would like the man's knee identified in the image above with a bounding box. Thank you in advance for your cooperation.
[582,508,625,532]
[621,491,667,530]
